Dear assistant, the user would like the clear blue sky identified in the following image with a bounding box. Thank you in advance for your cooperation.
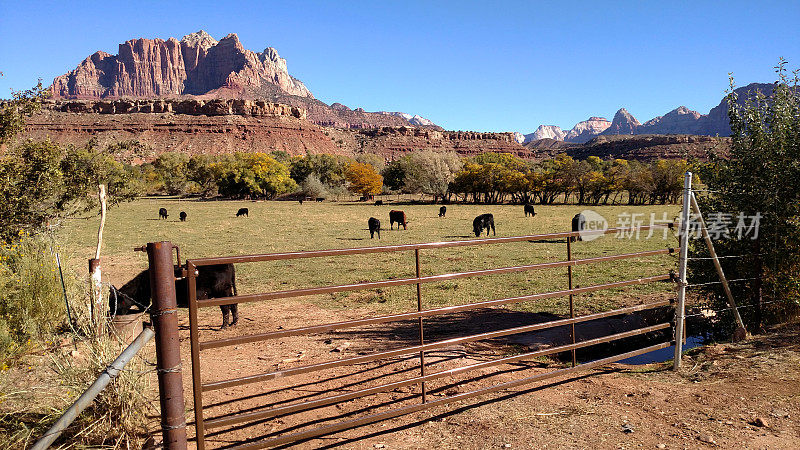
[1,1,797,133]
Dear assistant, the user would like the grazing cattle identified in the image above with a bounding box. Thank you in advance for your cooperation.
[374,200,383,206]
[368,217,381,239]
[473,213,496,237]
[158,208,168,220]
[439,206,447,217]
[236,207,249,217]
[316,197,324,202]
[299,199,304,204]
[389,210,407,230]
[571,213,586,242]
[110,264,239,328]
[179,211,187,222]
[524,203,536,217]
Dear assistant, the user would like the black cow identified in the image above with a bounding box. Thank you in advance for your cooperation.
[389,210,407,230]
[473,213,496,237]
[236,207,249,217]
[158,208,168,220]
[374,200,383,206]
[368,217,381,239]
[571,213,586,242]
[524,203,536,217]
[299,199,304,204]
[179,211,187,221]
[439,206,447,217]
[316,197,324,202]
[110,264,239,328]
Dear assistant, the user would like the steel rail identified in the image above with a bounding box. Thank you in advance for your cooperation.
[194,248,676,308]
[199,275,673,351]
[189,225,675,267]
[228,341,673,450]
[202,304,672,392]
[203,323,671,430]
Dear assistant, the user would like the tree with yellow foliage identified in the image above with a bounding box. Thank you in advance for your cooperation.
[345,162,383,197]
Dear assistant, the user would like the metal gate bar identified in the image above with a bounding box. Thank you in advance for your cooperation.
[186,226,677,449]
[230,342,672,450]
[194,248,675,308]
[202,296,673,392]
[204,321,671,430]
[199,274,672,350]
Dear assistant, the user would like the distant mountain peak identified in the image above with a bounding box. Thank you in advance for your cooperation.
[180,30,217,49]
[602,108,641,135]
[564,117,611,143]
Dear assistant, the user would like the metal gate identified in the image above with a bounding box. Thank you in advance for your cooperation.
[178,223,679,449]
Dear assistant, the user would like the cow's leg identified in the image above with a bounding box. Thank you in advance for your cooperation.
[220,305,230,328]
[491,224,496,235]
[230,303,239,326]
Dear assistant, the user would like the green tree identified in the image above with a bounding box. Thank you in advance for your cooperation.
[693,60,800,330]
[401,150,462,202]
[152,152,190,195]
[381,160,406,192]
[0,141,137,240]
[217,153,297,199]
[0,81,49,145]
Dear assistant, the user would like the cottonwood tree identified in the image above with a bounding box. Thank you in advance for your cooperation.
[345,162,383,197]
[693,60,800,331]
[402,150,462,202]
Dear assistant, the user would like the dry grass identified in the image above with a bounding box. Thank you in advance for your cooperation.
[58,197,680,317]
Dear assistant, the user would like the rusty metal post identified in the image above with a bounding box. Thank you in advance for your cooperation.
[566,239,576,367]
[147,241,188,449]
[414,249,427,403]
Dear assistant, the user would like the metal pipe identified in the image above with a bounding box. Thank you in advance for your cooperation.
[148,241,188,449]
[30,327,155,450]
[414,249,426,403]
[195,248,676,308]
[187,261,206,450]
[202,302,673,392]
[199,274,673,351]
[566,238,576,367]
[674,172,692,370]
[189,225,675,266]
[203,323,671,430]
[230,341,673,450]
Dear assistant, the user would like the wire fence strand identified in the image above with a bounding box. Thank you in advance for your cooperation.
[686,277,760,288]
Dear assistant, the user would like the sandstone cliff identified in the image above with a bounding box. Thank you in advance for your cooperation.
[51,31,311,100]
[22,107,526,161]
[50,30,438,130]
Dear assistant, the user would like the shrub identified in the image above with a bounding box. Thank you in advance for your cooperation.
[0,232,67,363]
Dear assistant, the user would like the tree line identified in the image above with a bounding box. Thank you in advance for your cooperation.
[49,144,688,206]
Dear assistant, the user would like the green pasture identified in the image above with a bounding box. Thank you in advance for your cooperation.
[57,198,681,317]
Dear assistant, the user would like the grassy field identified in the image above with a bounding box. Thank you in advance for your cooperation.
[58,198,680,317]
